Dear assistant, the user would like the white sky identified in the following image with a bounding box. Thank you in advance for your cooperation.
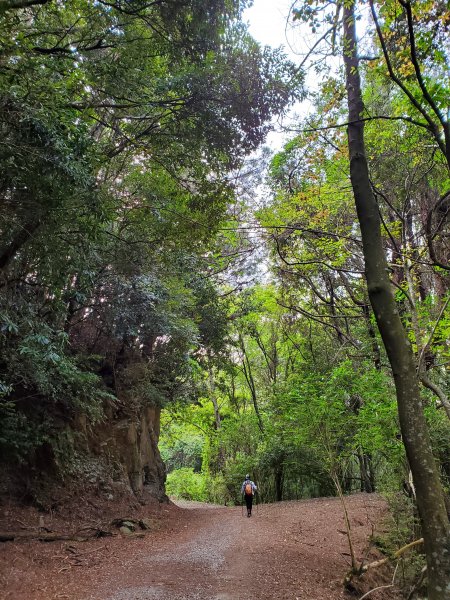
[243,0,312,149]
[244,0,296,55]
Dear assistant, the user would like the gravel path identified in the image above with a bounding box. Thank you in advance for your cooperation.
[1,494,401,600]
[98,510,241,600]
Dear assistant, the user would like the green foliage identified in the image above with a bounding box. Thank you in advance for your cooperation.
[0,401,48,462]
[0,0,300,483]
[426,405,450,488]
[202,472,228,505]
[165,467,207,501]
[2,2,449,556]
[373,492,425,590]
[160,426,204,473]
[165,467,228,504]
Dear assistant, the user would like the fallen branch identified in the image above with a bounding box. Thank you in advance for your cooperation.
[344,538,424,587]
[360,538,424,574]
[0,529,113,543]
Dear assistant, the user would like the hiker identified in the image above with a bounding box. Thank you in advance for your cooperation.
[241,474,257,517]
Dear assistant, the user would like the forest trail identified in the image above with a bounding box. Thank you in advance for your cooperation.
[2,494,399,600]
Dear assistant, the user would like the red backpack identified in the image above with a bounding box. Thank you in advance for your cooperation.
[244,482,253,496]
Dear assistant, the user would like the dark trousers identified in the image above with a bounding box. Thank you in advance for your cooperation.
[244,494,253,514]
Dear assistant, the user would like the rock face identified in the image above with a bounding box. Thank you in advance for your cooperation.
[88,406,167,502]
[0,383,167,506]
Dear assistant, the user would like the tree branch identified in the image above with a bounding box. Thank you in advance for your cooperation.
[399,0,450,163]
[368,0,446,157]
[0,0,50,12]
[425,190,450,271]
[289,114,431,135]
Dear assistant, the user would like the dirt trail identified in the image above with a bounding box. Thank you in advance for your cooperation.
[1,493,400,600]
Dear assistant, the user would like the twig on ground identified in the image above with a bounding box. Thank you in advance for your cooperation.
[358,562,399,600]
[407,566,427,600]
[74,544,107,557]
[298,541,316,547]
[57,566,71,573]
[14,519,29,528]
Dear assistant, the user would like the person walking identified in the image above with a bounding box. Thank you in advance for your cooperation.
[241,474,257,517]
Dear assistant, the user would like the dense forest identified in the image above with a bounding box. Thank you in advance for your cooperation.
[1,0,449,597]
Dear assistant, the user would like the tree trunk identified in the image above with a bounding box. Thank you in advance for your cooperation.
[343,4,450,597]
[239,333,265,433]
[0,217,41,272]
[358,452,375,493]
[365,454,376,493]
[206,355,225,471]
[207,359,221,431]
[274,463,283,502]
[362,303,381,370]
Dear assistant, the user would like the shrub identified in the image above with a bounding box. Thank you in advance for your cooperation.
[165,467,207,501]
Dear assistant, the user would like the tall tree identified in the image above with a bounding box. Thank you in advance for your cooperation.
[342,2,450,595]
